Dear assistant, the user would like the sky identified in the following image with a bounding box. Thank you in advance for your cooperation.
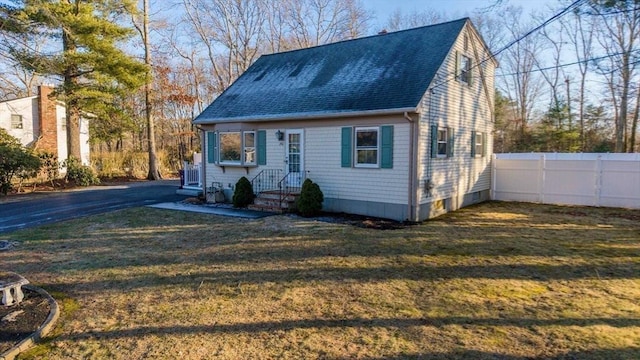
[365,0,558,28]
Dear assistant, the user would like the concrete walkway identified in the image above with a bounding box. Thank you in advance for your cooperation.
[148,202,274,219]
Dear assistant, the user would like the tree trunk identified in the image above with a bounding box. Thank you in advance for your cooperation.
[631,84,640,152]
[143,0,161,180]
[62,27,82,161]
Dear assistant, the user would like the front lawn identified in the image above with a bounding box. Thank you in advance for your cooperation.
[1,202,639,359]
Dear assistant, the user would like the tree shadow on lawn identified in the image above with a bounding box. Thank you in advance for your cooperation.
[57,316,640,340]
[1,202,639,294]
[35,260,639,295]
[327,347,640,360]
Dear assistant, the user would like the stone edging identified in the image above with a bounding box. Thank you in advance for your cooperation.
[0,285,60,360]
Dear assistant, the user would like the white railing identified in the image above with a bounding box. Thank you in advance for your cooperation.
[183,161,201,188]
[492,153,640,209]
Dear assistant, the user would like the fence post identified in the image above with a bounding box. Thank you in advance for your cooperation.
[538,154,545,203]
[594,155,602,207]
[491,154,497,200]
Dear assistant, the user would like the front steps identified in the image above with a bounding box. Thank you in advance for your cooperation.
[248,190,299,213]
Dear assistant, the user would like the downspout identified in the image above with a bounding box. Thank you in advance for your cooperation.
[195,125,206,195]
[404,111,418,222]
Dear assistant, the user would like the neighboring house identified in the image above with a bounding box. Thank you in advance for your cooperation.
[193,18,497,222]
[0,85,90,167]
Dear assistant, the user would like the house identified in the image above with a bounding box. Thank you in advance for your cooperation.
[193,18,497,222]
[0,85,90,167]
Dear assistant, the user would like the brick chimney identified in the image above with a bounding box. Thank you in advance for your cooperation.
[37,85,58,155]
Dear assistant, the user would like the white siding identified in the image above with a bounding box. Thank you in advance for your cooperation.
[305,124,409,205]
[0,96,38,146]
[0,97,90,166]
[417,23,495,210]
[204,129,285,191]
[204,124,410,206]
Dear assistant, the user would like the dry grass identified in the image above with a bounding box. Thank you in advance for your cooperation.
[1,201,639,359]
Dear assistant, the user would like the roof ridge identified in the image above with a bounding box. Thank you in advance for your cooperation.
[261,17,469,58]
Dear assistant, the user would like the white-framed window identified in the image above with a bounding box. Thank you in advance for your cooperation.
[459,54,472,84]
[219,132,242,164]
[243,131,256,165]
[355,126,379,167]
[11,114,23,129]
[437,128,449,157]
[474,132,484,157]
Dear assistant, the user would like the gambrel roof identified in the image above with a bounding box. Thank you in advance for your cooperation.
[194,18,472,124]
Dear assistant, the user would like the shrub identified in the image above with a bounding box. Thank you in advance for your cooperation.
[64,157,100,186]
[0,129,41,194]
[296,178,324,217]
[232,176,254,208]
[39,152,60,184]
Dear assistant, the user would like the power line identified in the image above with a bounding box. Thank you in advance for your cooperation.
[496,49,640,77]
[430,0,588,90]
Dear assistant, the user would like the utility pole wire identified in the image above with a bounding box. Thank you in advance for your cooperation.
[430,0,588,90]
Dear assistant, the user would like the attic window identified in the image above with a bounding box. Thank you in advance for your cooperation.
[459,55,472,84]
[463,33,469,51]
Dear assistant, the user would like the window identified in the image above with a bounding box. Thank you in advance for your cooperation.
[475,132,484,157]
[355,127,378,167]
[219,132,242,164]
[459,54,472,84]
[244,131,256,165]
[471,131,485,158]
[437,128,448,157]
[11,114,22,129]
[431,125,453,159]
[209,130,265,166]
[341,126,393,169]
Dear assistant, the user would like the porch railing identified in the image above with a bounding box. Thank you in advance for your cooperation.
[277,171,308,206]
[183,162,201,188]
[251,169,282,195]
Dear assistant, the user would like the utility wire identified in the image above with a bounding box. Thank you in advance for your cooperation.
[496,49,640,77]
[430,0,588,90]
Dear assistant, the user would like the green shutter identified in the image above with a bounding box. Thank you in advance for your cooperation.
[482,131,487,157]
[470,130,476,157]
[447,127,455,158]
[341,127,352,167]
[380,125,393,169]
[207,131,217,164]
[455,51,460,81]
[430,125,438,158]
[257,130,267,165]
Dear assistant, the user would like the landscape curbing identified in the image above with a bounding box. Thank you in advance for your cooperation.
[0,285,59,360]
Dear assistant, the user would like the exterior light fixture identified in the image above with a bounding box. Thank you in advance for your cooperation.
[275,130,284,141]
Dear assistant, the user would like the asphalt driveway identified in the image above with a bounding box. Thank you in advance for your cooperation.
[0,180,187,234]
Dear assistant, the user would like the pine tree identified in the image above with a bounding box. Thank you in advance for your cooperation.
[2,0,147,160]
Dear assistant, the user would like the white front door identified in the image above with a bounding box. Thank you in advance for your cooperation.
[285,129,304,187]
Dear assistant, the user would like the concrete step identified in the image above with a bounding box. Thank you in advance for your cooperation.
[247,204,285,213]
[250,191,300,213]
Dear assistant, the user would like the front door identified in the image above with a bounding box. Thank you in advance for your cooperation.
[285,129,304,187]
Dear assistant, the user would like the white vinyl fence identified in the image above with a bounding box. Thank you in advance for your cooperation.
[492,153,640,209]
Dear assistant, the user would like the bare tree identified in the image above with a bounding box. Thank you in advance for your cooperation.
[383,8,446,32]
[132,0,161,180]
[561,5,595,151]
[590,1,640,152]
[497,6,545,147]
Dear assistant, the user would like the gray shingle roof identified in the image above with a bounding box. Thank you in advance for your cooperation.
[194,18,468,124]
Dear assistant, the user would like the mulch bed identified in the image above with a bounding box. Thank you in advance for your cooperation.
[311,212,411,230]
[0,289,50,354]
